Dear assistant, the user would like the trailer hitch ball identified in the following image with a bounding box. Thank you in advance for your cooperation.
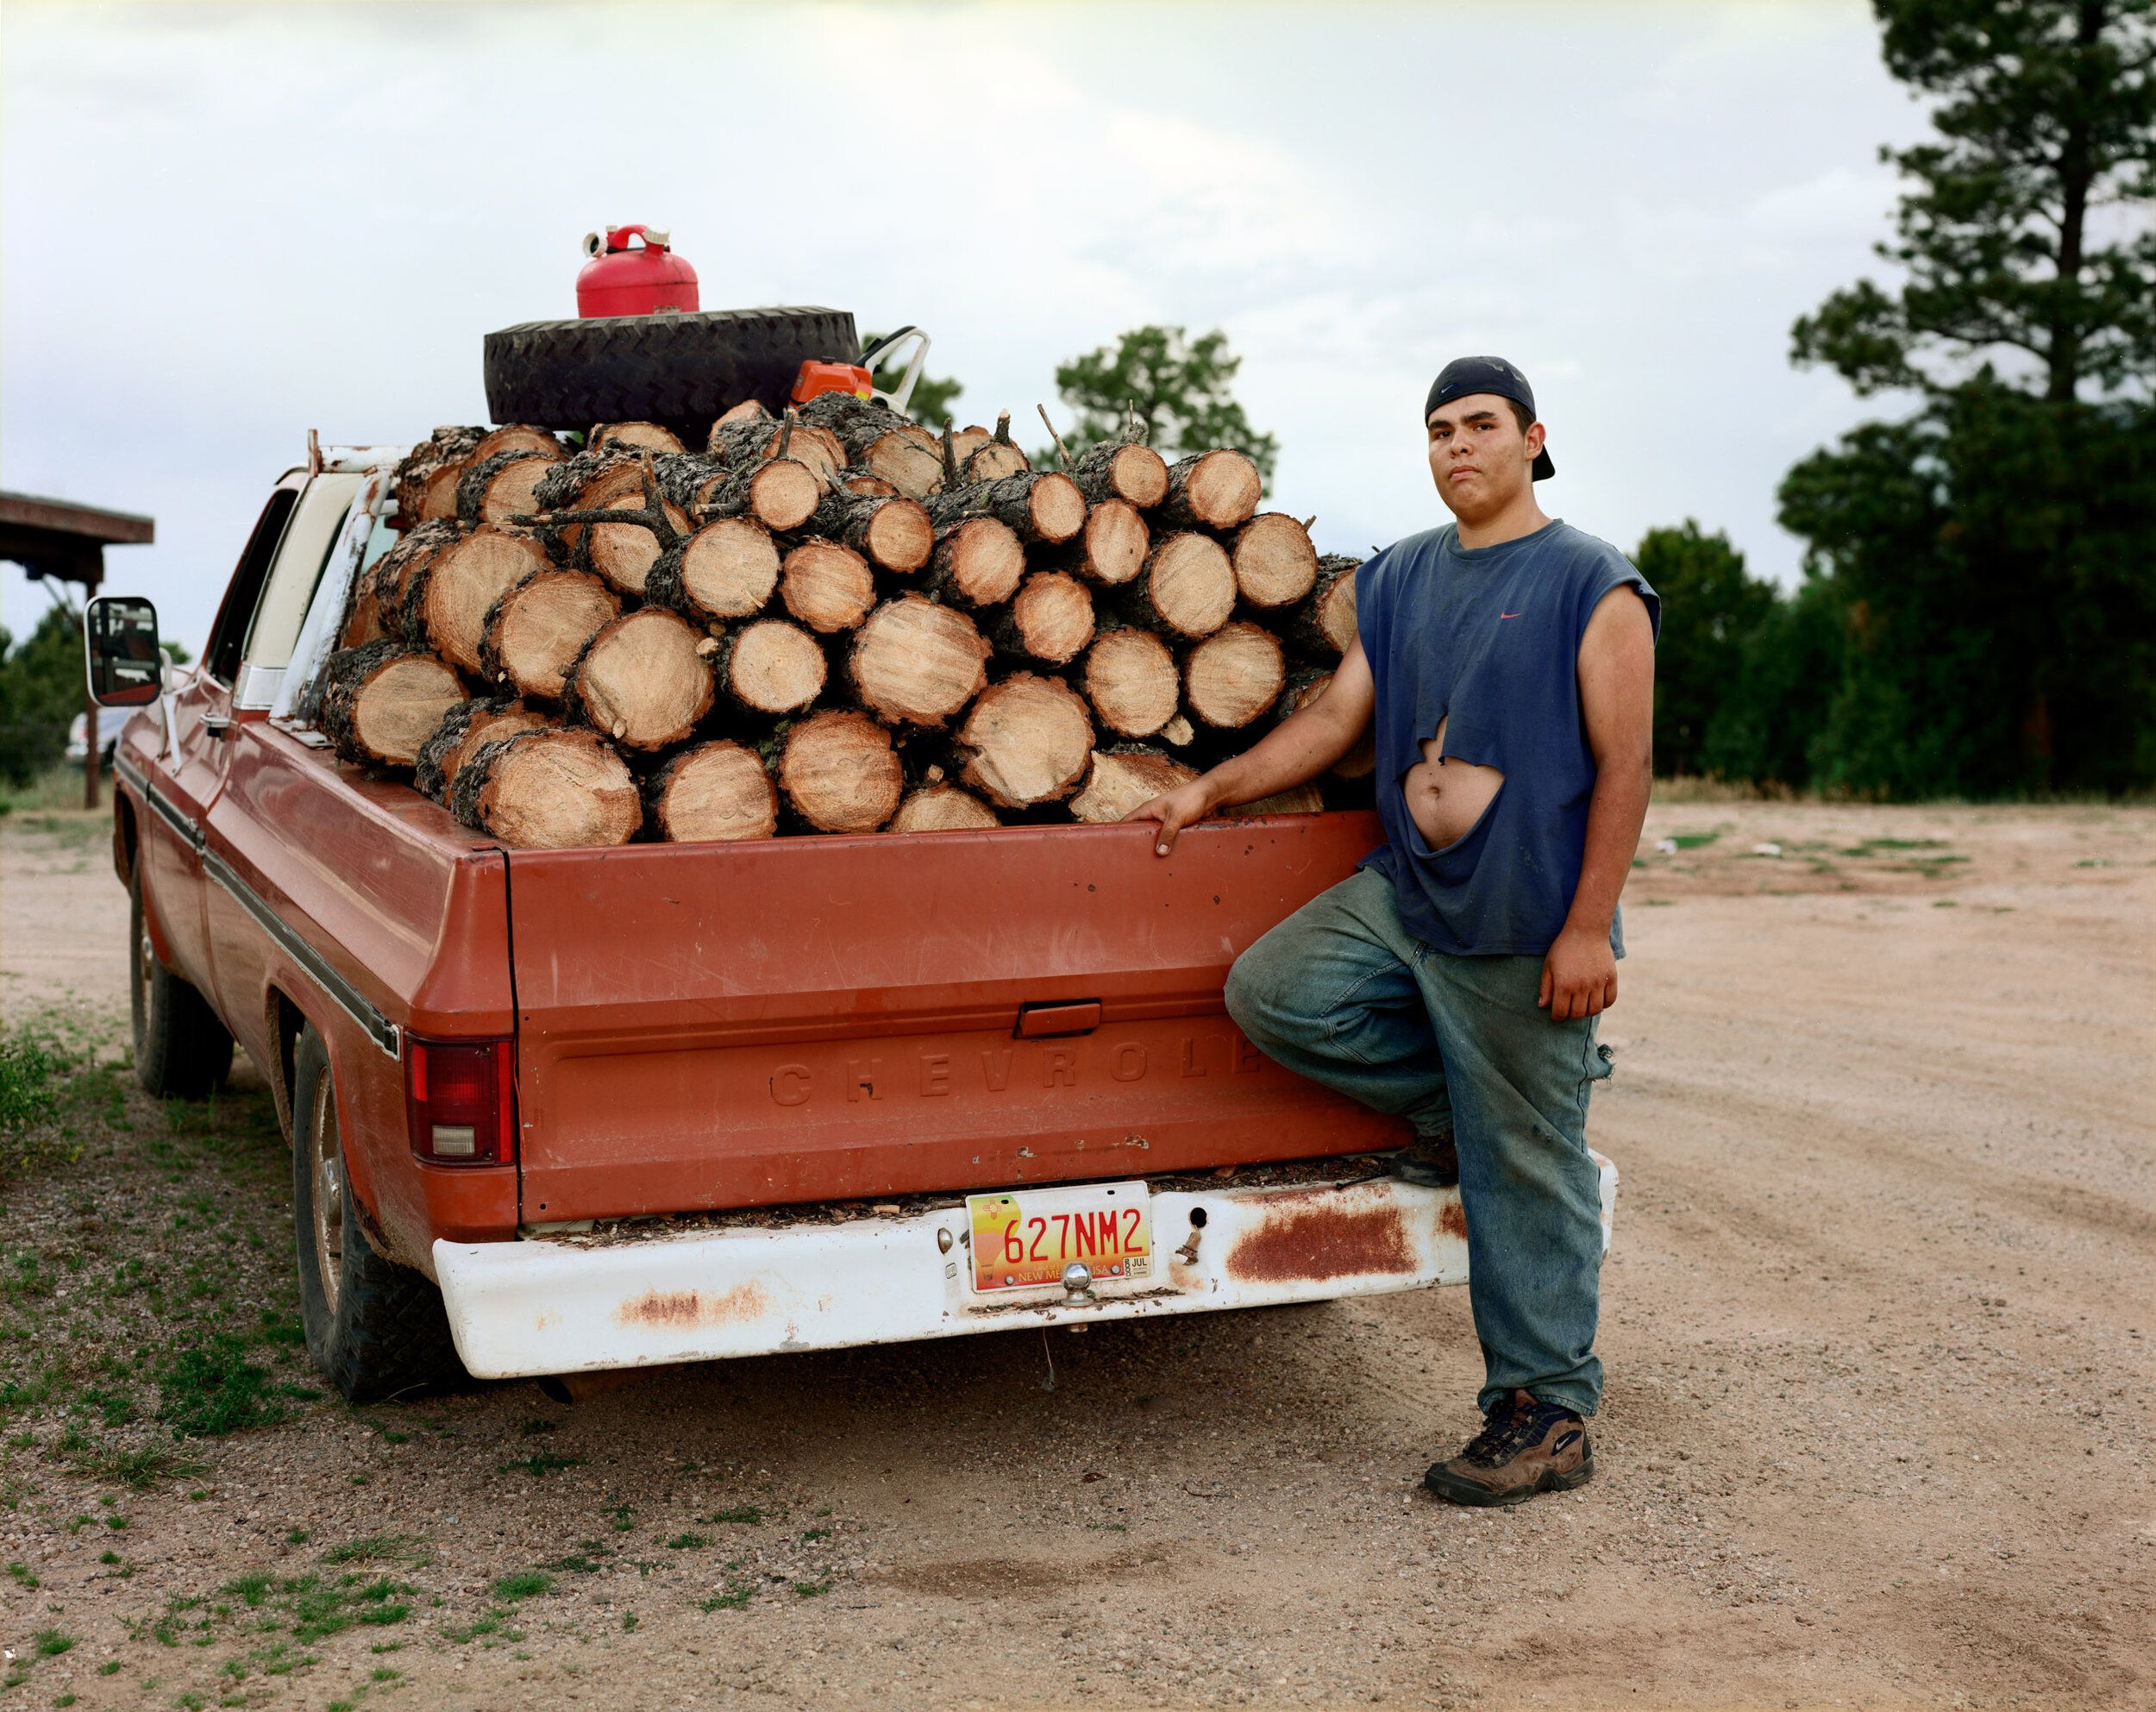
[1062,1261,1094,1304]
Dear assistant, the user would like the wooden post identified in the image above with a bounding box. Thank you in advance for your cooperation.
[83,675,98,812]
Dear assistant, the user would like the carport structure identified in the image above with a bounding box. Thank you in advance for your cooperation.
[0,491,155,810]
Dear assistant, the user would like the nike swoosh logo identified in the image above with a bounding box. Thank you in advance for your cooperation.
[1500,611,1522,619]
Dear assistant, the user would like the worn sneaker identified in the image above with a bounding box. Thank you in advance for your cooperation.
[1423,1390,1593,1507]
[1391,1132,1459,1188]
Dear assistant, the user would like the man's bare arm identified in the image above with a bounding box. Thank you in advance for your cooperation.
[1124,637,1376,855]
[1539,585,1656,1020]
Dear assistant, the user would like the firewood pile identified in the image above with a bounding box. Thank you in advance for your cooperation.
[317,396,1370,849]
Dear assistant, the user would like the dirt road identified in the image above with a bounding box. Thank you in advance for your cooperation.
[0,800,2147,1710]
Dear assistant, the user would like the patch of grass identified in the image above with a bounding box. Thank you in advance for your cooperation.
[666,1532,707,1550]
[1666,831,1720,849]
[496,1452,584,1477]
[157,1331,297,1438]
[492,1571,554,1600]
[621,1609,638,1633]
[0,1028,66,1138]
[97,1661,122,1677]
[7,1560,40,1590]
[793,1580,831,1598]
[699,1583,754,1612]
[32,1627,75,1655]
[79,1443,207,1491]
[322,1533,429,1567]
[608,1503,634,1532]
[705,1505,768,1526]
[285,1527,310,1545]
[517,1417,556,1436]
[546,1546,608,1575]
[802,1527,830,1541]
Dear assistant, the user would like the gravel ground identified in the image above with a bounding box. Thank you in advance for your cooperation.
[0,800,2147,1711]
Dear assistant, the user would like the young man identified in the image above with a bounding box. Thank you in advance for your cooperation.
[1126,356,1658,1507]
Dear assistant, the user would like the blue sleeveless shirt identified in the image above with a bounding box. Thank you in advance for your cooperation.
[1356,519,1658,958]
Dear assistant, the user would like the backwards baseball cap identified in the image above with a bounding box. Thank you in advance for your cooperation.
[1425,355,1555,481]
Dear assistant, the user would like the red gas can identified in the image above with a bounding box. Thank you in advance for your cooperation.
[576,225,700,318]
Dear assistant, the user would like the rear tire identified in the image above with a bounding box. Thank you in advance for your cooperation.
[482,307,858,435]
[129,866,234,1099]
[291,1025,463,1402]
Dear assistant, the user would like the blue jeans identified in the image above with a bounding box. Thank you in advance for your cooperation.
[1225,869,1611,1417]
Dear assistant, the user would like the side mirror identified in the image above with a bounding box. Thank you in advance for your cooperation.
[85,595,163,706]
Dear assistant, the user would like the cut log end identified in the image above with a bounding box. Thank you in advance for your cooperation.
[1062,499,1150,587]
[1185,622,1288,731]
[420,528,552,674]
[669,517,782,622]
[718,618,827,716]
[415,698,553,803]
[1165,448,1262,530]
[849,596,990,728]
[859,499,935,574]
[1069,748,1198,825]
[483,569,621,702]
[887,784,1002,833]
[1027,473,1087,544]
[321,643,468,771]
[778,710,903,833]
[1128,532,1236,641]
[780,540,876,634]
[955,674,1096,809]
[648,741,778,843]
[1104,442,1169,509]
[997,573,1095,668]
[1084,627,1181,739]
[565,608,715,752]
[745,458,823,532]
[1231,513,1319,610]
[926,517,1025,609]
[457,729,642,850]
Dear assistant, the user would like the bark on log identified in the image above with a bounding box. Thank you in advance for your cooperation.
[779,539,876,634]
[711,399,772,430]
[403,527,552,674]
[1044,498,1149,587]
[457,451,557,528]
[413,697,553,802]
[953,673,1095,809]
[451,728,642,850]
[990,572,1094,668]
[843,595,989,728]
[887,784,1002,832]
[478,569,622,702]
[319,642,468,772]
[1069,441,1169,510]
[469,424,566,464]
[1216,782,1326,817]
[920,517,1025,610]
[925,469,1086,546]
[777,710,903,833]
[644,517,782,626]
[798,393,943,498]
[367,519,464,629]
[561,607,715,752]
[1069,745,1197,825]
[523,460,693,596]
[591,421,685,455]
[805,491,934,574]
[950,426,993,465]
[1285,555,1362,660]
[1156,449,1262,532]
[1229,512,1319,611]
[1083,621,1181,739]
[711,618,826,718]
[1111,532,1236,642]
[655,453,724,510]
[392,426,483,524]
[645,740,779,843]
[530,450,643,553]
[708,415,844,484]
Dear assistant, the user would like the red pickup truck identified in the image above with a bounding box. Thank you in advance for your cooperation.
[87,442,1615,1402]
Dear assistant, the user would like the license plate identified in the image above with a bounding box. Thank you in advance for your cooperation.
[967,1181,1152,1293]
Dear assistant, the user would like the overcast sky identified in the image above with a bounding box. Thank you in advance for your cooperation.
[1,1,1932,654]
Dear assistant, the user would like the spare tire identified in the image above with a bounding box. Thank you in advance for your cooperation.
[483,306,857,436]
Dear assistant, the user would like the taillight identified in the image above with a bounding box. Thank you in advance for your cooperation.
[405,1038,517,1166]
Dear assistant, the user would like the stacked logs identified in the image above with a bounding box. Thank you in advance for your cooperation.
[317,400,1369,850]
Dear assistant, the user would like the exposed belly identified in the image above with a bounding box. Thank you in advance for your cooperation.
[1401,718,1504,851]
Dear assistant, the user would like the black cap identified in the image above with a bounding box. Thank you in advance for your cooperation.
[1425,355,1554,481]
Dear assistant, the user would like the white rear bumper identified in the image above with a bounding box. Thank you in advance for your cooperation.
[434,1157,1617,1381]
